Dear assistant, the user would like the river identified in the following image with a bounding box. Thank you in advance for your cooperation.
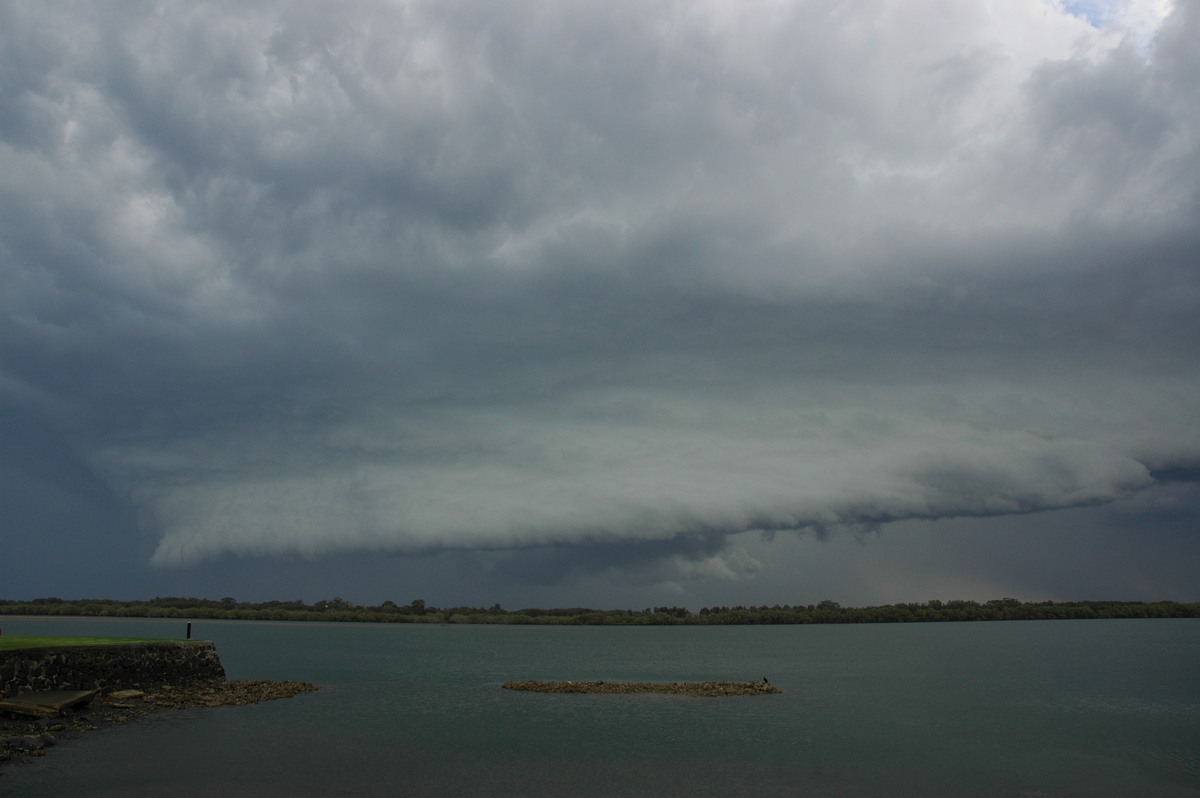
[2,616,1197,797]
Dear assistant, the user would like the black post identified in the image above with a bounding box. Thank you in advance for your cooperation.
[186,622,193,640]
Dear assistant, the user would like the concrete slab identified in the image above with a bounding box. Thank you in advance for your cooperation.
[0,689,97,717]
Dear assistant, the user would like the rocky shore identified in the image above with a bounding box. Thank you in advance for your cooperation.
[502,679,781,696]
[0,679,318,769]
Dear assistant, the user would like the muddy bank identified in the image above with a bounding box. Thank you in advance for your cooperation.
[0,679,318,769]
[502,679,780,696]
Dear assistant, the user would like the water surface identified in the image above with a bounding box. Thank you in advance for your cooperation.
[2,617,1197,796]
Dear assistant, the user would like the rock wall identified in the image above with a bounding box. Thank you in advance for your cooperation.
[0,642,226,698]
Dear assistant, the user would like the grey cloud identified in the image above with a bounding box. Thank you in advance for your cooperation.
[1,1,1198,591]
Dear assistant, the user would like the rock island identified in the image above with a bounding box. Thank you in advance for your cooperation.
[502,680,780,697]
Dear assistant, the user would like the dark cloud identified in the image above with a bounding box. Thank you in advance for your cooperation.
[2,0,1198,604]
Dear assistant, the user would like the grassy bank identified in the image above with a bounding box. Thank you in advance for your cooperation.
[0,636,175,651]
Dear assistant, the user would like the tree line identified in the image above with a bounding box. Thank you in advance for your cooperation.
[1,596,1197,625]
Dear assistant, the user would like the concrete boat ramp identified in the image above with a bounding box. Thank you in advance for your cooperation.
[0,690,97,717]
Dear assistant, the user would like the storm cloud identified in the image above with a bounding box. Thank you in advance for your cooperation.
[2,0,1198,602]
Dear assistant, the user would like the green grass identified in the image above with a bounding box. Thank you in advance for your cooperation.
[0,636,176,650]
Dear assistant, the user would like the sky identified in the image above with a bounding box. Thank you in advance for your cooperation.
[2,0,1198,610]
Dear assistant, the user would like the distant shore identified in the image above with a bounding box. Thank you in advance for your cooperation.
[4,597,1198,626]
[0,679,317,770]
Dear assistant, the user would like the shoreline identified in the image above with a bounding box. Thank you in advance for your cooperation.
[0,679,318,770]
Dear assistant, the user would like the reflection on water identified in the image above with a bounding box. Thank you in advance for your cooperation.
[1,617,1197,797]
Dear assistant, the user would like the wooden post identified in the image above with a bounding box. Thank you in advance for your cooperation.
[186,622,192,640]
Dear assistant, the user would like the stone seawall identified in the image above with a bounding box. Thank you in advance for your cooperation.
[0,642,226,698]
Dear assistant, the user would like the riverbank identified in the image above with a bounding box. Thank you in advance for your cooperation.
[6,597,1198,625]
[0,678,318,769]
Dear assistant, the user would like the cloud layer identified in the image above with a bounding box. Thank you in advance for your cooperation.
[2,1,1198,576]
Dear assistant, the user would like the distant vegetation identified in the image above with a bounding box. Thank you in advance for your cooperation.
[1,596,1197,625]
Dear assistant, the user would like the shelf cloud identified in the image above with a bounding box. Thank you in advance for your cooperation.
[2,1,1198,601]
